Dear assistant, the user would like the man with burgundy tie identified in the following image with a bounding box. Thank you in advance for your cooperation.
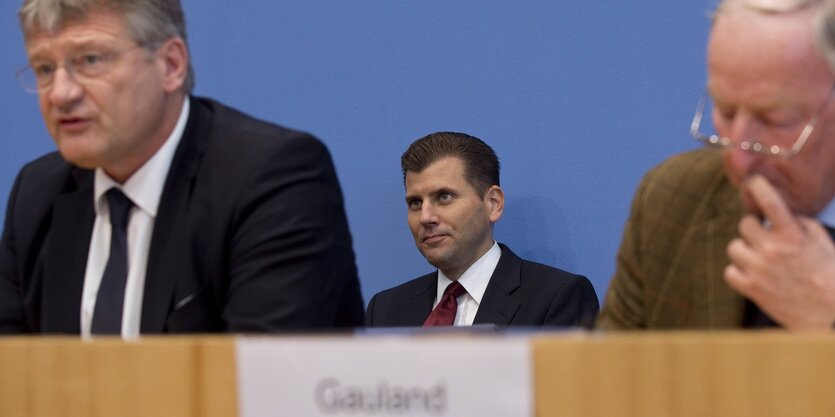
[598,0,835,330]
[365,132,599,327]
[0,0,364,337]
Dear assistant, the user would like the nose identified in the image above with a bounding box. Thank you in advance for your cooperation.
[418,203,438,227]
[720,110,762,146]
[46,67,84,109]
[723,146,757,179]
[716,111,762,180]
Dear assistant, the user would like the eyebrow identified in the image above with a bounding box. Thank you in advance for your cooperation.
[405,187,456,202]
[28,39,114,60]
[709,91,801,116]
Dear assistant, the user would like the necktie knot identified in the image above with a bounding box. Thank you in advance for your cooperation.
[423,281,468,327]
[444,281,466,299]
[106,188,133,227]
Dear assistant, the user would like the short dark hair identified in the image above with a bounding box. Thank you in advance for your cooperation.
[401,131,500,197]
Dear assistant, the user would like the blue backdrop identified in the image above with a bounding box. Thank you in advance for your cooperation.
[0,1,716,305]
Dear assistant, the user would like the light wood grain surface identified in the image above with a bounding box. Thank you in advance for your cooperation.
[1,332,833,417]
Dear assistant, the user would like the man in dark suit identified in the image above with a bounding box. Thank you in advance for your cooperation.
[366,132,598,327]
[0,0,363,336]
[598,0,835,330]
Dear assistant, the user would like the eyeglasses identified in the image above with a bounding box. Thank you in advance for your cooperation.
[16,44,145,93]
[690,84,835,158]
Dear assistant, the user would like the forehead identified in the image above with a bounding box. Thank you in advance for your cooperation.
[25,9,131,55]
[405,157,473,194]
[707,7,832,99]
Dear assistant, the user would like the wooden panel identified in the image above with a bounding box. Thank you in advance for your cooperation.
[0,338,32,416]
[196,337,239,417]
[0,337,237,417]
[3,333,835,417]
[533,332,835,417]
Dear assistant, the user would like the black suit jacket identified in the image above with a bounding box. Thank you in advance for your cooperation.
[0,97,364,334]
[365,244,598,327]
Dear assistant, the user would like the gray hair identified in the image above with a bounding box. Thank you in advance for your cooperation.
[19,0,195,93]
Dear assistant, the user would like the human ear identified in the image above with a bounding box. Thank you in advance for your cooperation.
[157,37,188,93]
[486,185,504,223]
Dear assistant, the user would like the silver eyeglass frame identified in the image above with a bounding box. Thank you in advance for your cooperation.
[690,84,835,158]
[16,44,146,94]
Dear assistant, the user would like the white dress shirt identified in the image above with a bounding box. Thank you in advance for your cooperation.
[434,241,502,326]
[81,99,190,339]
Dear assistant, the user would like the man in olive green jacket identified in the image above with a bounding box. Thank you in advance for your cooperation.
[600,0,835,331]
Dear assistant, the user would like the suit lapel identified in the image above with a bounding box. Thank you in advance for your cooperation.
[40,169,95,333]
[390,274,437,326]
[473,244,521,326]
[140,97,210,332]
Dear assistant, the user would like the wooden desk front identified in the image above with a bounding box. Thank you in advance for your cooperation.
[1,332,832,417]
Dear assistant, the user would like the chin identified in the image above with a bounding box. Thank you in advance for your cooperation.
[423,253,449,270]
[57,149,101,170]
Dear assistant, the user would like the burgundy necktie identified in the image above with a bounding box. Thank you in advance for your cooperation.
[423,281,467,326]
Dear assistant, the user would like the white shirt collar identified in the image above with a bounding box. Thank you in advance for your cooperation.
[436,241,501,305]
[93,98,190,217]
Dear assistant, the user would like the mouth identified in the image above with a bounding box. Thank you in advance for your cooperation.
[422,234,447,245]
[57,116,92,134]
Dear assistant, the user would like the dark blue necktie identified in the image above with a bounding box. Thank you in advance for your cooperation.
[91,189,133,335]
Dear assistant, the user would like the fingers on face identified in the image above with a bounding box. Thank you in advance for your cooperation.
[744,175,797,232]
[738,214,765,244]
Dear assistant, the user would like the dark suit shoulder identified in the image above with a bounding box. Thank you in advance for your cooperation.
[365,272,436,327]
[170,97,362,331]
[519,258,598,304]
[14,152,80,193]
[6,152,90,235]
[189,97,336,193]
[0,152,92,333]
[519,257,586,284]
[485,244,598,327]
[195,97,324,150]
[370,272,436,305]
[498,243,591,289]
[520,258,598,327]
[19,151,69,172]
[513,252,596,298]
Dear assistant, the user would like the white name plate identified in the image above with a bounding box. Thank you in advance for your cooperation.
[236,335,532,417]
